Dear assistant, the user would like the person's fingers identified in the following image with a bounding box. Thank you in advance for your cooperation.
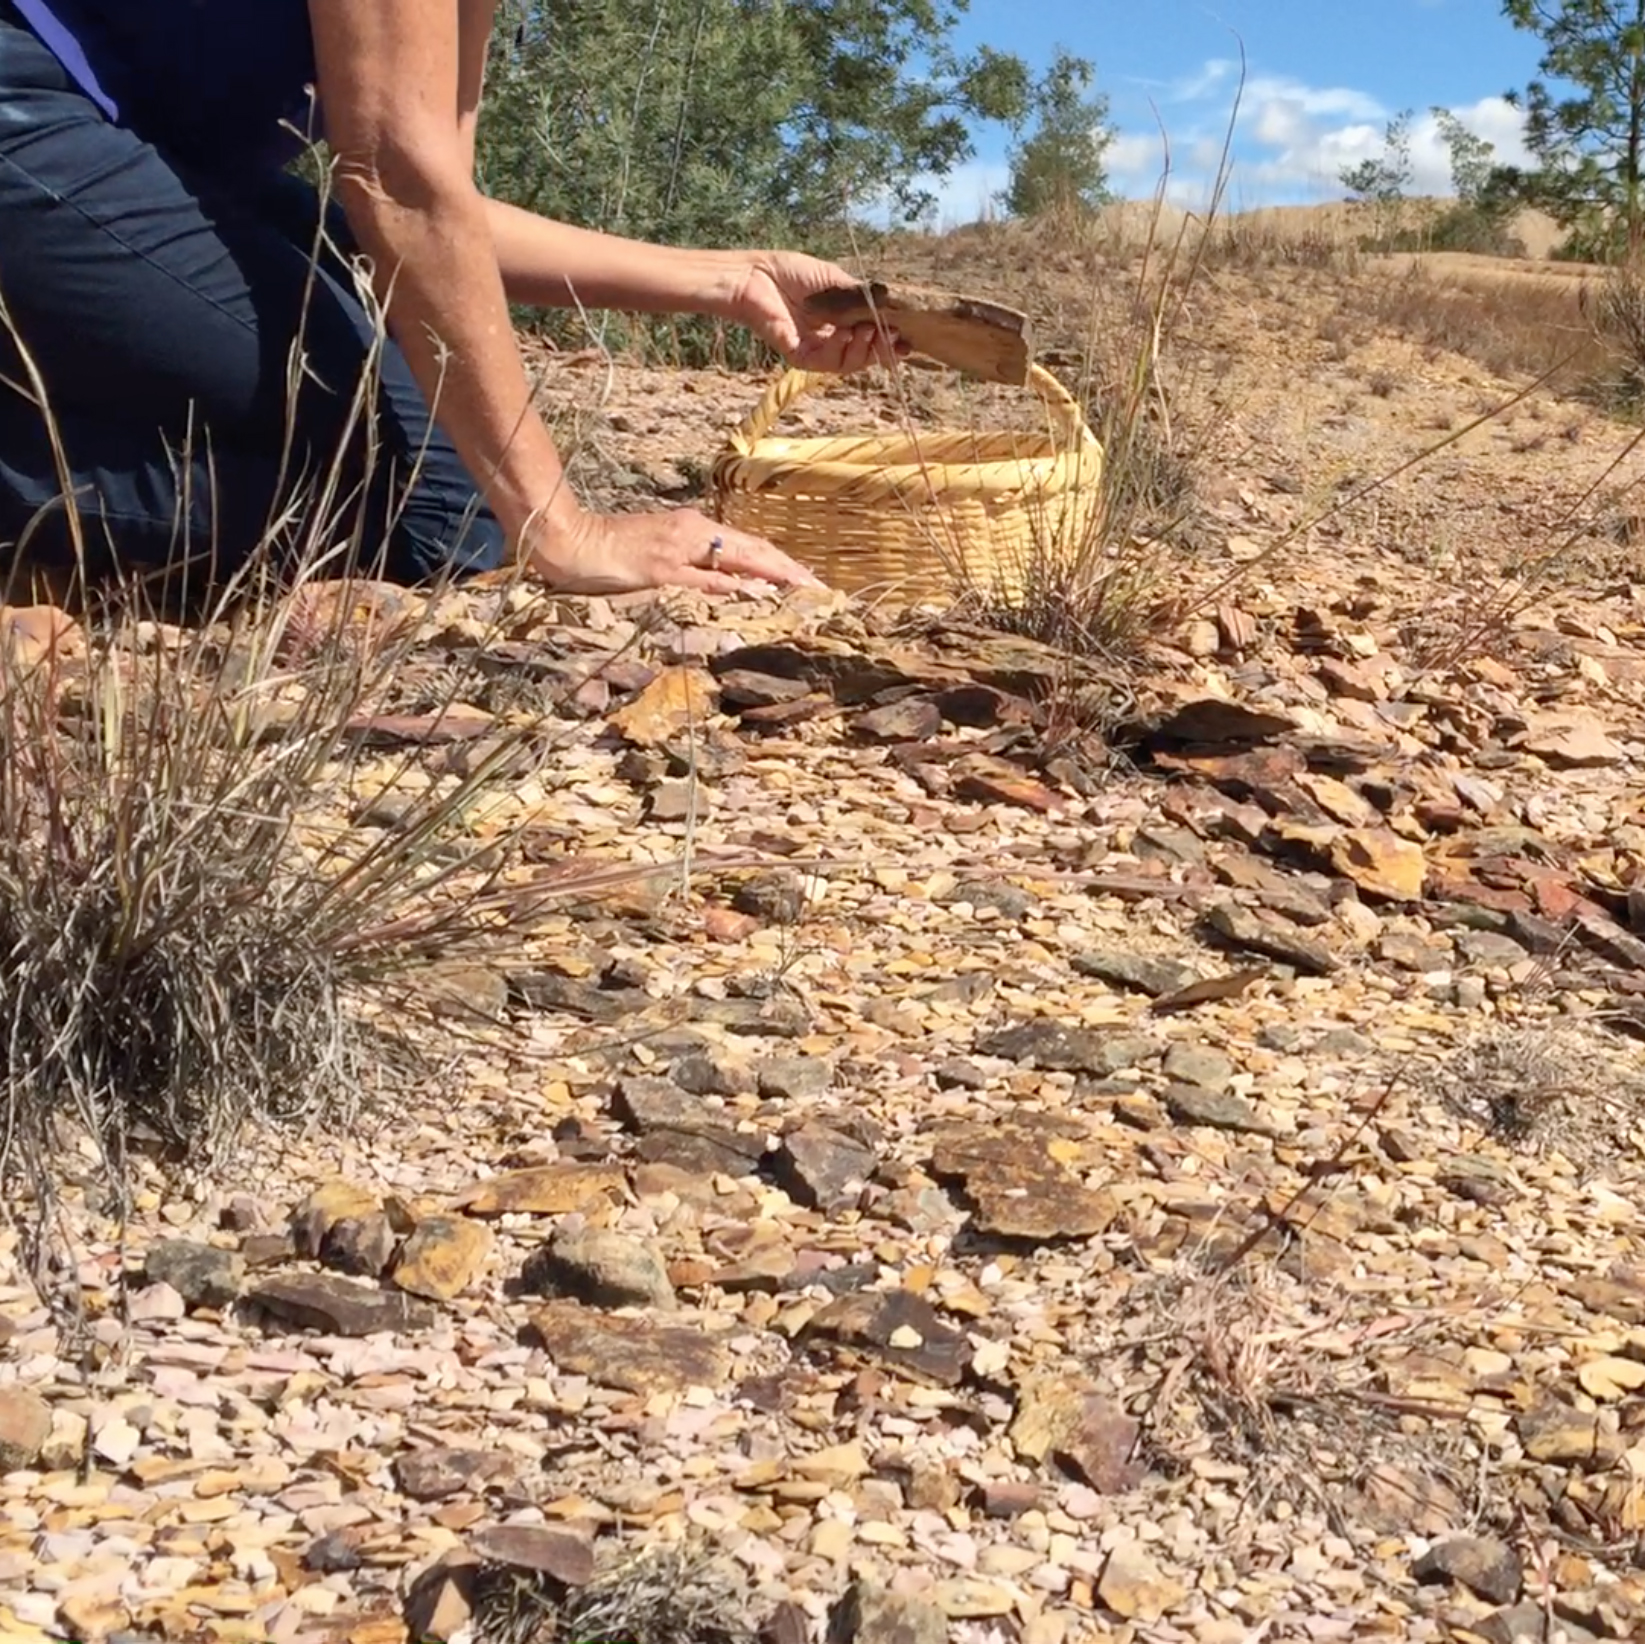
[706,525,824,588]
[665,565,746,595]
[833,323,876,376]
[660,514,823,590]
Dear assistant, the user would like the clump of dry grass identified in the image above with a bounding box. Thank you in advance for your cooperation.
[1427,1022,1645,1172]
[471,1540,757,1645]
[1336,259,1645,412]
[0,569,555,1239]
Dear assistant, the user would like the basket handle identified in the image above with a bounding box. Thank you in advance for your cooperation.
[725,360,1096,457]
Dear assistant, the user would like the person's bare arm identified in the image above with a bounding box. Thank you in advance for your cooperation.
[483,198,747,315]
[308,0,578,563]
[306,0,831,593]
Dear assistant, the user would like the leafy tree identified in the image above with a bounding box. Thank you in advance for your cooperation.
[1001,47,1113,218]
[1419,108,1523,253]
[1340,110,1414,205]
[1501,0,1645,258]
[1431,106,1497,203]
[476,0,1033,249]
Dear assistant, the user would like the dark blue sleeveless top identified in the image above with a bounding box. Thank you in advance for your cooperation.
[11,0,317,170]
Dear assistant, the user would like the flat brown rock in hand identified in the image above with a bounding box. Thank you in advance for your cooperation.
[527,1301,730,1395]
[802,279,1032,384]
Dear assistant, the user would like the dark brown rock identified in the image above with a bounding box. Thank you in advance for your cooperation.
[717,670,815,709]
[756,1055,833,1101]
[143,1239,245,1311]
[730,870,807,924]
[800,1290,969,1386]
[404,1552,480,1643]
[1205,900,1340,974]
[468,1524,595,1587]
[394,1447,519,1503]
[1071,950,1199,997]
[854,697,942,744]
[977,1480,1043,1519]
[975,1020,1121,1074]
[246,1273,435,1337]
[522,1229,676,1310]
[1437,1155,1518,1207]
[770,1124,877,1211]
[320,1212,399,1278]
[1163,1085,1279,1137]
[1412,1536,1523,1605]
[507,972,651,1023]
[827,1582,950,1644]
[0,1386,51,1471]
[1144,696,1298,746]
[1009,1373,1142,1492]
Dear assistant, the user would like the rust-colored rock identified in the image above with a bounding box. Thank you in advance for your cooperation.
[609,665,718,746]
[1009,1372,1142,1492]
[391,1215,494,1301]
[451,1163,626,1217]
[527,1301,730,1394]
[292,1179,382,1259]
[1329,827,1426,902]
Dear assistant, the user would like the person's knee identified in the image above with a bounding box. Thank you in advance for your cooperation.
[379,491,508,585]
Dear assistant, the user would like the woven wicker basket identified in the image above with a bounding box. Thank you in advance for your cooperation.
[710,361,1103,601]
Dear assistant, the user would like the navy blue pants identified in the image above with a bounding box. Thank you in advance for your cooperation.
[0,7,505,587]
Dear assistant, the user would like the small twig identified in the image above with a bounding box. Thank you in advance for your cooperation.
[1212,1054,1413,1274]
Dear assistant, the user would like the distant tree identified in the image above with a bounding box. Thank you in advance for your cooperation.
[1431,106,1497,203]
[1001,47,1114,218]
[1500,0,1645,258]
[1340,110,1414,206]
[1424,107,1522,253]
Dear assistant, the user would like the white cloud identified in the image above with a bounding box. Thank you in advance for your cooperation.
[1106,62,1534,207]
[895,61,1536,226]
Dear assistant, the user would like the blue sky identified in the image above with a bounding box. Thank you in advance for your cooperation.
[926,0,1547,220]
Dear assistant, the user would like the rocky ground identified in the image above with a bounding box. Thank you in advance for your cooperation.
[7,239,1645,1645]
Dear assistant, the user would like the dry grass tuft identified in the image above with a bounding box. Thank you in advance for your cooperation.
[471,1540,757,1644]
[1427,1023,1645,1172]
[0,219,675,1290]
[0,571,564,1248]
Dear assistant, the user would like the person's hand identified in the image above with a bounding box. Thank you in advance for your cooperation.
[731,250,906,373]
[526,507,824,596]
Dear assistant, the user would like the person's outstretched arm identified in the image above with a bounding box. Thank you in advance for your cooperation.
[307,0,826,593]
[481,202,895,371]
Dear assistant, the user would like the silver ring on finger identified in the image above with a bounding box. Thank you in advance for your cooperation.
[705,534,724,570]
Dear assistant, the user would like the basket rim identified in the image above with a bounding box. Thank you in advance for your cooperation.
[717,433,1103,499]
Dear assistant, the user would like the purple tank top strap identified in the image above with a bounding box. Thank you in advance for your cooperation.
[9,0,118,117]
